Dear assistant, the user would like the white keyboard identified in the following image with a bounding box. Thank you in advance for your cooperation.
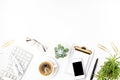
[0,47,33,80]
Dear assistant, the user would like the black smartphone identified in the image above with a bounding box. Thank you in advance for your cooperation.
[72,58,85,79]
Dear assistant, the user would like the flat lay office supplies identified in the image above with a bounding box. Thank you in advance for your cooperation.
[98,42,120,54]
[0,47,33,80]
[74,46,92,55]
[26,37,47,52]
[97,44,110,53]
[111,42,120,54]
[65,45,94,79]
[71,58,85,79]
[90,58,98,80]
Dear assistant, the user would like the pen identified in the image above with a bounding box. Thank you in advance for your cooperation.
[90,58,98,80]
[11,55,24,75]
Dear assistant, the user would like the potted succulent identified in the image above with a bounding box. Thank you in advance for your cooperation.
[54,44,69,59]
[96,43,120,80]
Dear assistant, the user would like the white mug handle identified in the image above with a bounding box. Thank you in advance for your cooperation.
[53,64,57,68]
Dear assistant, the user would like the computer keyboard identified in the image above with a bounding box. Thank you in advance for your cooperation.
[0,47,33,80]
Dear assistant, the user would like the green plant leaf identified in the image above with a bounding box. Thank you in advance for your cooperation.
[64,48,69,52]
[54,47,58,52]
[96,55,120,80]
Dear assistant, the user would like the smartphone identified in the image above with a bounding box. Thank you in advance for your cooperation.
[72,58,85,79]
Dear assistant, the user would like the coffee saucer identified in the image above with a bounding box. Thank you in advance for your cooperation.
[39,56,59,80]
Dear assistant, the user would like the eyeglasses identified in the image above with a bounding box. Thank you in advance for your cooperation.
[26,37,47,52]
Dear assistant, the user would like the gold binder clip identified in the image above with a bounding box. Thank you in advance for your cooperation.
[74,46,92,55]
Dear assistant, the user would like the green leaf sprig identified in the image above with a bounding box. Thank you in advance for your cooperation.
[96,55,120,80]
[97,43,120,80]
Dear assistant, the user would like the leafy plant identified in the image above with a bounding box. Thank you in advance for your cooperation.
[96,55,120,80]
[54,44,69,59]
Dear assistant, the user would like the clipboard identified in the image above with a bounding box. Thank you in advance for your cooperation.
[65,45,94,78]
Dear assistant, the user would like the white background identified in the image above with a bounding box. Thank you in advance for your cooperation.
[1,0,120,80]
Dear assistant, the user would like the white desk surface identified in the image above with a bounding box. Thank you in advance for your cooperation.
[1,0,120,80]
[0,39,119,80]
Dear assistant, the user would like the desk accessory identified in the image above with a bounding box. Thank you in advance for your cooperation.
[1,40,14,49]
[74,46,92,55]
[111,42,120,54]
[71,58,85,79]
[98,42,120,54]
[90,58,98,80]
[65,45,94,79]
[0,47,33,80]
[26,37,47,52]
[74,45,94,74]
[97,44,110,53]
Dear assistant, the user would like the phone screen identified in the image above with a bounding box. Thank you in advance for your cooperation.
[73,61,84,76]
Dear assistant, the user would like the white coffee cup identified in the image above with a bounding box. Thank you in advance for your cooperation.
[39,61,57,76]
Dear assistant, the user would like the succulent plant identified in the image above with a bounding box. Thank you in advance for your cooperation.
[54,44,69,59]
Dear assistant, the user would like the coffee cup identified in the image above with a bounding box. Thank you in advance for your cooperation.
[39,61,57,76]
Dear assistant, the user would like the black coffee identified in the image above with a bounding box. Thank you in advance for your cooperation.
[39,62,53,76]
